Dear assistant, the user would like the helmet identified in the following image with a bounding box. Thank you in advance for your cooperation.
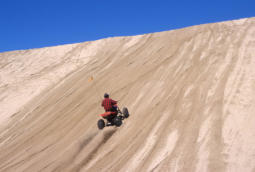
[104,93,109,98]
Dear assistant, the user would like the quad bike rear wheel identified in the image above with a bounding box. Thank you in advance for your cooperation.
[113,116,122,127]
[98,119,105,129]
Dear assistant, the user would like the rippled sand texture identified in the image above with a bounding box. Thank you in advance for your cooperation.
[0,17,255,172]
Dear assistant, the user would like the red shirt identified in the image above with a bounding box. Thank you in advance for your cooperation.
[101,98,117,111]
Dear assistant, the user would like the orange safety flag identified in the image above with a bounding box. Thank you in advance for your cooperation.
[88,76,94,82]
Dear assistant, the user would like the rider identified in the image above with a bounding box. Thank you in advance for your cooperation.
[101,93,118,123]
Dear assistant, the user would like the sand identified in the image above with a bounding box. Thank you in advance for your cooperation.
[0,17,255,172]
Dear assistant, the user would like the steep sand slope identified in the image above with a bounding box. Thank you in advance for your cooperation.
[0,17,255,172]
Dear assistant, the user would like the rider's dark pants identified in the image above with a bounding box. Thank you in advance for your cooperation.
[103,114,116,122]
[103,107,118,122]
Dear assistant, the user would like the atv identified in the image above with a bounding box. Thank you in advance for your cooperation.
[97,105,129,130]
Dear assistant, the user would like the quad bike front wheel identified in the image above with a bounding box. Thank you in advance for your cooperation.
[122,107,129,118]
[98,119,105,130]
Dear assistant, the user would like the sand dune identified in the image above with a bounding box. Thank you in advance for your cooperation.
[0,17,255,172]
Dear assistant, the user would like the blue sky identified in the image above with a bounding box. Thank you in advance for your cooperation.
[0,0,254,52]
